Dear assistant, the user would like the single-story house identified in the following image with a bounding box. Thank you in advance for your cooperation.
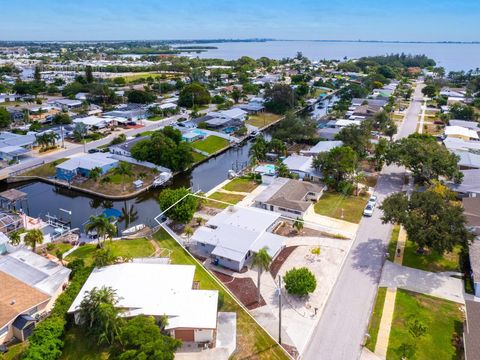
[351,98,388,107]
[191,206,285,272]
[443,137,480,153]
[72,116,110,129]
[110,136,148,157]
[104,104,148,122]
[0,248,71,344]
[0,94,19,103]
[0,132,36,161]
[182,130,206,143]
[445,126,479,141]
[317,127,342,141]
[463,198,480,298]
[327,119,361,128]
[51,99,83,110]
[453,150,480,170]
[300,140,343,156]
[75,92,88,101]
[352,104,383,117]
[448,120,479,131]
[218,108,248,121]
[464,299,480,360]
[55,153,119,181]
[447,169,480,197]
[282,154,322,182]
[254,177,325,219]
[68,262,219,344]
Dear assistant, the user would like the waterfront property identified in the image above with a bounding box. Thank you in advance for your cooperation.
[55,153,119,182]
[282,154,322,182]
[191,205,285,272]
[0,132,36,162]
[0,246,71,344]
[68,262,221,344]
[463,197,480,297]
[300,140,343,156]
[254,177,325,219]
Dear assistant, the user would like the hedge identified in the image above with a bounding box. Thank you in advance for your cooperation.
[22,262,92,360]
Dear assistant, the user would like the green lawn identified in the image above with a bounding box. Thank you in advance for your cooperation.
[205,192,245,209]
[66,239,154,266]
[147,115,164,121]
[191,150,207,163]
[2,342,27,360]
[222,177,259,193]
[23,158,68,177]
[402,238,461,272]
[314,192,369,223]
[245,113,282,128]
[388,225,401,262]
[365,287,387,352]
[153,229,288,360]
[60,327,109,360]
[387,290,463,360]
[191,135,230,154]
[47,242,73,257]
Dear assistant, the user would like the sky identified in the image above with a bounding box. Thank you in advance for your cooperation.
[1,0,479,42]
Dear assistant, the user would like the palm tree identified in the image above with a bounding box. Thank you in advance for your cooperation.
[84,215,117,248]
[24,229,44,252]
[293,217,304,234]
[119,201,138,228]
[9,230,22,245]
[353,171,366,196]
[114,162,133,191]
[249,137,267,162]
[252,247,272,304]
[89,167,103,182]
[276,160,290,178]
[184,226,193,243]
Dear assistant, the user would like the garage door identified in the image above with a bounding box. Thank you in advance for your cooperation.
[175,329,195,342]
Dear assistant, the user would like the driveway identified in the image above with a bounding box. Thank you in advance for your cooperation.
[379,261,465,304]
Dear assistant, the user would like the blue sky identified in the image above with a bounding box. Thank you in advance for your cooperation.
[1,0,479,41]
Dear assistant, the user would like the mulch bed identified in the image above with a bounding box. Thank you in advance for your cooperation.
[270,246,298,278]
[213,271,266,309]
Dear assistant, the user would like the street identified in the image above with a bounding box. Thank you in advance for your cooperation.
[302,82,425,360]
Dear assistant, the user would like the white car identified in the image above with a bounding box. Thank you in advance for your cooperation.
[363,203,375,217]
[367,195,378,206]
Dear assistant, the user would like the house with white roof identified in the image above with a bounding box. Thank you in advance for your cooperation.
[282,154,322,182]
[55,153,119,182]
[300,140,343,156]
[68,262,221,344]
[445,126,479,141]
[73,115,110,129]
[191,206,285,272]
[443,137,480,153]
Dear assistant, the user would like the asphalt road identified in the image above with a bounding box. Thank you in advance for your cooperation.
[302,81,425,360]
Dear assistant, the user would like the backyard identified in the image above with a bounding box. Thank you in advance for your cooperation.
[387,290,463,360]
[204,191,246,209]
[65,239,155,266]
[402,239,461,272]
[314,192,369,223]
[245,112,282,128]
[153,229,289,359]
[191,135,230,154]
[222,177,259,193]
[23,158,67,177]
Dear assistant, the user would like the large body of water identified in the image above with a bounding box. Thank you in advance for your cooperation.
[186,40,480,72]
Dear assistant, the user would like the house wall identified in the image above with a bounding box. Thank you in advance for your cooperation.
[55,167,76,181]
[475,280,480,298]
[174,329,195,342]
[194,329,214,342]
[214,256,244,272]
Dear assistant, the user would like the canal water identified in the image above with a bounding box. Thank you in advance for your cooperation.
[0,140,254,231]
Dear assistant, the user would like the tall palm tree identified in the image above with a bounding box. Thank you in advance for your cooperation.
[88,167,103,182]
[293,217,304,234]
[119,201,138,228]
[114,162,133,191]
[85,215,117,248]
[24,229,44,253]
[252,246,272,304]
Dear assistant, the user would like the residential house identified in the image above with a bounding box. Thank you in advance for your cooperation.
[464,300,480,360]
[463,198,480,298]
[352,104,383,118]
[282,154,322,182]
[254,177,325,219]
[72,115,110,129]
[448,169,480,197]
[453,151,480,170]
[317,127,342,141]
[0,132,36,162]
[109,136,149,157]
[55,153,119,181]
[104,104,148,122]
[0,247,71,344]
[445,126,479,141]
[191,206,285,272]
[351,98,388,107]
[68,262,220,344]
[326,119,361,128]
[448,120,479,131]
[443,137,480,153]
[0,94,18,103]
[300,140,343,156]
[50,99,83,110]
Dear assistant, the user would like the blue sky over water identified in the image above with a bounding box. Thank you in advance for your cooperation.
[1,0,479,41]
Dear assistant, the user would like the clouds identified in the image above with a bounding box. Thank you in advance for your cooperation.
[1,0,479,41]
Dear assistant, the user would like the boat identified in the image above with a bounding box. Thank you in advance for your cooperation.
[122,224,146,236]
[228,170,237,179]
[152,172,172,187]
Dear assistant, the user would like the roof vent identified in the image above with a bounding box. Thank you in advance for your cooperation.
[10,299,16,305]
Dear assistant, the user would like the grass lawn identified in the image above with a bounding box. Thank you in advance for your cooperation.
[23,158,68,177]
[222,177,259,193]
[122,72,163,83]
[46,242,73,257]
[66,239,155,266]
[191,135,230,154]
[205,192,245,209]
[153,229,288,360]
[314,192,369,223]
[365,287,387,352]
[388,225,401,262]
[402,238,461,272]
[245,113,282,128]
[191,150,207,163]
[2,342,27,360]
[60,327,109,360]
[387,289,463,360]
[147,115,164,121]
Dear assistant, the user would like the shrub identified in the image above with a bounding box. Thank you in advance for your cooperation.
[283,267,317,296]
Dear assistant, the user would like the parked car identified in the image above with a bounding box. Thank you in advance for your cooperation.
[367,195,378,206]
[363,203,375,217]
[88,148,100,154]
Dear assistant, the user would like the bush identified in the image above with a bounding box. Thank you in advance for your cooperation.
[283,267,317,296]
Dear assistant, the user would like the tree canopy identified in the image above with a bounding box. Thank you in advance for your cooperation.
[313,146,358,190]
[158,187,199,224]
[283,267,317,296]
[0,107,12,129]
[178,82,211,107]
[265,83,295,114]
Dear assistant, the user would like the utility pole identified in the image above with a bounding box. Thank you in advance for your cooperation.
[278,275,282,344]
[60,126,65,148]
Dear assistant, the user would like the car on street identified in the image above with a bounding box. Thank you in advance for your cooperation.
[363,203,375,217]
[367,195,377,206]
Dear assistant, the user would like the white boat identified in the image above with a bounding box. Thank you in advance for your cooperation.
[152,172,172,187]
[122,224,146,236]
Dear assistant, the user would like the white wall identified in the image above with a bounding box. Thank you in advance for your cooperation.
[194,329,214,342]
